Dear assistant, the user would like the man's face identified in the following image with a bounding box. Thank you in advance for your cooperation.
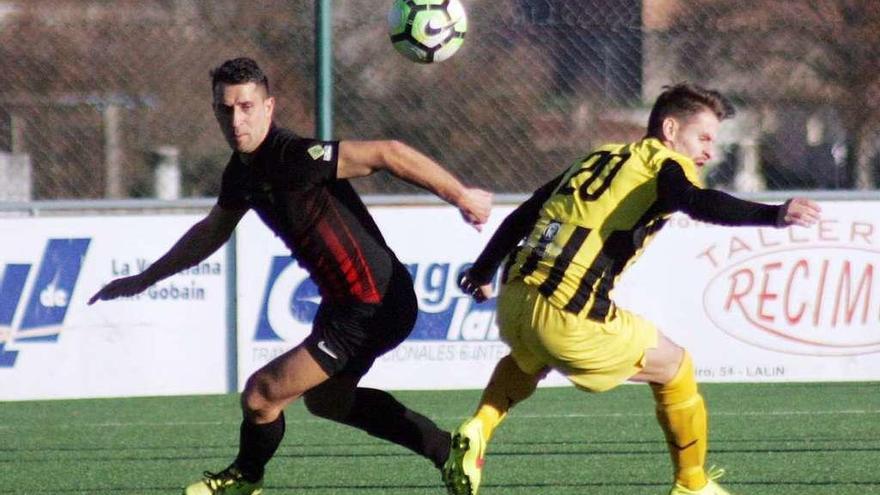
[661,108,720,167]
[213,82,275,154]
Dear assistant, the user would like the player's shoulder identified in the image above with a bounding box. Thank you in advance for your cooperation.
[264,125,302,150]
[220,151,244,178]
[264,126,337,162]
[594,142,627,154]
[586,140,654,169]
[633,139,696,171]
[635,139,702,186]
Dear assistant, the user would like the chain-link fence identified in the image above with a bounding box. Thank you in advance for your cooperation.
[0,0,878,200]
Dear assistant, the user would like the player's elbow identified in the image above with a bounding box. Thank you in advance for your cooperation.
[342,139,419,181]
[380,139,410,171]
[340,140,405,178]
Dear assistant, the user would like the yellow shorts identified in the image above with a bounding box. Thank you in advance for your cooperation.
[496,279,659,392]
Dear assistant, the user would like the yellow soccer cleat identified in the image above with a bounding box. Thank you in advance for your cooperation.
[183,465,264,495]
[442,418,486,495]
[669,467,733,495]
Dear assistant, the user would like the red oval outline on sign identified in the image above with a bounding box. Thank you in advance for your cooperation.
[703,245,880,356]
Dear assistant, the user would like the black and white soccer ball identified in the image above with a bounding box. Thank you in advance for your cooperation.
[388,0,468,63]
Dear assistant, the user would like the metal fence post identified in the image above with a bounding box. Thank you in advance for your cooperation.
[315,0,333,141]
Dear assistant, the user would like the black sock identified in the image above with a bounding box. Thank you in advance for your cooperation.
[234,412,286,482]
[341,388,451,469]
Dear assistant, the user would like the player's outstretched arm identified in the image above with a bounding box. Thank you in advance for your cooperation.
[88,205,246,304]
[336,140,492,231]
[658,161,821,228]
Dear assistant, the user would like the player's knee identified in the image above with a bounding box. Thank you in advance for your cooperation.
[657,352,686,385]
[656,341,686,384]
[241,373,280,419]
[670,348,692,379]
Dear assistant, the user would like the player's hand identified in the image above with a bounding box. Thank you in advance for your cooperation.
[457,187,492,232]
[88,275,152,305]
[778,198,821,227]
[458,270,492,303]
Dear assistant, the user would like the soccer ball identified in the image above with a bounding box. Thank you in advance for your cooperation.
[388,0,468,63]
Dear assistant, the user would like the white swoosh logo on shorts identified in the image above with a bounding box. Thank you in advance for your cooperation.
[317,340,339,360]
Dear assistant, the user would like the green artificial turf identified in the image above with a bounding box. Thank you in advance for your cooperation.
[1,382,878,494]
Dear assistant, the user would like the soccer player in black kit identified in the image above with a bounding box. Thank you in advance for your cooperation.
[89,57,492,495]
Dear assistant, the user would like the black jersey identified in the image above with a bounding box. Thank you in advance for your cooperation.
[218,125,394,304]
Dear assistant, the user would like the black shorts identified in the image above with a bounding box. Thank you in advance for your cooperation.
[303,261,417,377]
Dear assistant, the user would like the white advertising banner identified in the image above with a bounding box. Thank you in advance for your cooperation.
[237,201,880,390]
[235,206,569,391]
[0,215,228,400]
[614,201,880,382]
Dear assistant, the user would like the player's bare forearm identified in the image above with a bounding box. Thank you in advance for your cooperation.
[338,140,491,229]
[339,140,461,198]
[383,141,465,200]
[379,140,492,230]
[382,141,468,201]
[89,222,225,305]
[139,219,229,285]
[89,207,241,304]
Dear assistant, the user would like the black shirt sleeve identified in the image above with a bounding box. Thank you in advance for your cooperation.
[282,138,339,187]
[217,158,248,210]
[216,131,341,209]
[468,172,565,284]
[657,159,783,227]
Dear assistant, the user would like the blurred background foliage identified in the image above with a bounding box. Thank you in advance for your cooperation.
[0,0,877,200]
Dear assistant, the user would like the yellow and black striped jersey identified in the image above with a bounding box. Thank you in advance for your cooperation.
[468,138,782,323]
[503,138,701,321]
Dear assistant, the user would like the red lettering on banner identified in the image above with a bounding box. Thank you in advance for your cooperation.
[757,262,782,322]
[707,252,880,340]
[718,257,878,328]
[832,262,873,327]
[729,237,752,258]
[697,244,719,268]
[813,260,829,326]
[789,227,810,243]
[784,259,808,324]
[852,222,874,244]
[725,268,753,314]
[818,220,840,242]
[699,216,880,356]
[757,228,781,247]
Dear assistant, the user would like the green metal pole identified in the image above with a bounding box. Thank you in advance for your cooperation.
[225,229,238,393]
[315,0,333,140]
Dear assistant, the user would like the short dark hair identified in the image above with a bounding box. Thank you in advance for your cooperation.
[210,57,270,95]
[646,83,735,139]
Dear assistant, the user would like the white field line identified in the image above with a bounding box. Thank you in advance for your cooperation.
[1,409,878,430]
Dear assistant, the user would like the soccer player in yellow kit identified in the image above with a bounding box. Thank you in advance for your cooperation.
[443,83,821,495]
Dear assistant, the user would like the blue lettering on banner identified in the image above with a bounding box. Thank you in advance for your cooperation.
[405,262,499,341]
[253,256,320,342]
[0,239,90,367]
[253,257,500,343]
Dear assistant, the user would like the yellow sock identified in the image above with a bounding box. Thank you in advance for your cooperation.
[650,352,708,490]
[473,355,539,442]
